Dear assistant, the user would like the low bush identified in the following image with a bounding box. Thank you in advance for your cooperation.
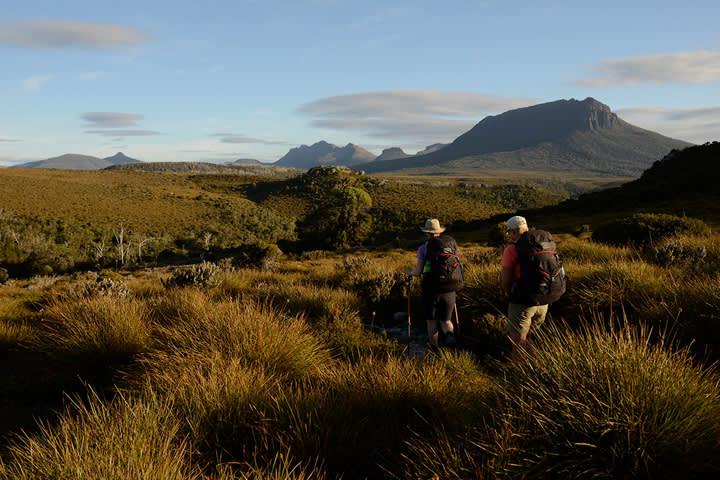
[162,261,222,289]
[592,213,711,246]
[651,234,720,273]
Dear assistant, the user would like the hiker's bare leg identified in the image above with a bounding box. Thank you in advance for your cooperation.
[440,319,454,334]
[427,320,439,347]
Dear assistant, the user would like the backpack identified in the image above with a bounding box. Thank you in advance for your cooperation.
[511,229,566,305]
[424,235,464,293]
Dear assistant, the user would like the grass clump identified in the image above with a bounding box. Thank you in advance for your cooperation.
[490,322,720,479]
[0,390,199,480]
[153,291,333,382]
[36,294,153,362]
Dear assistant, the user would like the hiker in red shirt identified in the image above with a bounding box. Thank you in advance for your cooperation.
[501,215,548,358]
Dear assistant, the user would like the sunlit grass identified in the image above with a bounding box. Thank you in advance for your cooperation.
[36,293,154,361]
[0,389,200,480]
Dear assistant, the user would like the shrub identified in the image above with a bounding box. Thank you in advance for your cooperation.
[162,261,222,289]
[592,213,711,246]
[232,242,283,271]
[651,234,720,273]
[67,275,131,299]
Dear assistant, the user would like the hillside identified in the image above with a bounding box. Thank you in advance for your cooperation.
[11,152,140,169]
[274,141,376,169]
[107,161,299,178]
[362,98,692,178]
[496,142,720,233]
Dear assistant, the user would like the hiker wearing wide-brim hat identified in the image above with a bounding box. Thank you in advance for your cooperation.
[419,218,445,234]
[406,218,460,350]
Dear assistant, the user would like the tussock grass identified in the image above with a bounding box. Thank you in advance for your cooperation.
[153,291,333,381]
[398,322,720,479]
[137,351,291,467]
[279,351,494,478]
[560,260,668,317]
[226,453,327,480]
[0,292,38,349]
[558,236,636,264]
[0,390,199,480]
[491,321,720,479]
[36,294,153,361]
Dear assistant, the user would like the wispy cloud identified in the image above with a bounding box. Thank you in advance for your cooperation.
[213,133,287,145]
[77,71,107,80]
[573,51,720,86]
[0,138,21,142]
[299,90,536,142]
[84,129,161,137]
[81,112,160,138]
[21,74,54,90]
[618,105,720,144]
[0,20,149,50]
[82,112,144,128]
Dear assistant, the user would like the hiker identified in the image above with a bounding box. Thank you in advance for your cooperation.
[406,218,463,349]
[501,215,565,358]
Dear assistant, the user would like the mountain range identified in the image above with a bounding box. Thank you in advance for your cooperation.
[273,141,376,169]
[6,98,694,177]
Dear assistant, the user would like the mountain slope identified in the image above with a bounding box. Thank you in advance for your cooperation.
[274,141,377,169]
[12,154,111,170]
[12,152,141,169]
[508,141,720,232]
[362,98,692,178]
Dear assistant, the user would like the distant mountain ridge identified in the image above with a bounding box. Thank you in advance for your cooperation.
[12,152,141,169]
[362,98,692,178]
[274,141,376,169]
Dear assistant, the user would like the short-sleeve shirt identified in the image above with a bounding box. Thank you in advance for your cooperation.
[502,243,521,280]
[417,243,427,261]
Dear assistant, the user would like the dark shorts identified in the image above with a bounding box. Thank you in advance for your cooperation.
[422,290,456,323]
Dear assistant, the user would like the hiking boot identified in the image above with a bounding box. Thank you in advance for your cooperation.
[444,331,456,347]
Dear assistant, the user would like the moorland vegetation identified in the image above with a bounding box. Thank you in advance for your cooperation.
[1,143,719,479]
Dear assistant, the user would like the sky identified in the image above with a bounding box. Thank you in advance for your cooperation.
[1,0,719,166]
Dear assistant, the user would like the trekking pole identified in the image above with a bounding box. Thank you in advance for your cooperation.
[454,303,460,335]
[407,276,412,338]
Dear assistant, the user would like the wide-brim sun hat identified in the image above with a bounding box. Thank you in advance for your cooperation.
[420,218,445,234]
[505,215,528,232]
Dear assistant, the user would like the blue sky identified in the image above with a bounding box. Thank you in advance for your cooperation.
[1,0,719,165]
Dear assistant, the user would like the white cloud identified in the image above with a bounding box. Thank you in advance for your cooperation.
[84,129,161,137]
[0,20,148,50]
[21,74,54,90]
[82,112,144,128]
[298,90,536,143]
[618,105,720,144]
[574,51,720,86]
[213,134,288,145]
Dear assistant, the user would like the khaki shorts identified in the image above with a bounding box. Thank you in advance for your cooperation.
[507,303,548,336]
